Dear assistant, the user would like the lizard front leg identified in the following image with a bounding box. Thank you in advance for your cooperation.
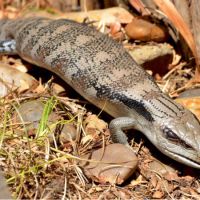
[109,117,137,146]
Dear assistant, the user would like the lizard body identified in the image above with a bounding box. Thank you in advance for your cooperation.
[0,17,200,168]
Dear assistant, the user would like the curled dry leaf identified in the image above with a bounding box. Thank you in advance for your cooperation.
[81,114,108,145]
[196,186,200,194]
[150,175,158,188]
[83,114,108,137]
[33,81,46,94]
[81,134,95,145]
[163,172,180,182]
[148,159,176,175]
[109,22,124,41]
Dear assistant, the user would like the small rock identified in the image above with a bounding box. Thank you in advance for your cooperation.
[13,100,79,143]
[13,100,46,130]
[80,144,138,184]
[0,62,38,97]
[13,100,59,137]
[125,18,168,42]
[0,171,12,199]
[59,123,77,143]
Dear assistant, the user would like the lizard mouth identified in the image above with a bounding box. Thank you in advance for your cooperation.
[166,149,200,169]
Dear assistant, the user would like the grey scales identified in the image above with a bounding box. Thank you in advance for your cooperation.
[0,17,200,169]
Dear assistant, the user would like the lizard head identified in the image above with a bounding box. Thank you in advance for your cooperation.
[112,89,200,169]
[142,100,200,169]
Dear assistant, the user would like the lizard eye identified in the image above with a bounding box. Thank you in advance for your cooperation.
[163,127,179,141]
[162,127,193,149]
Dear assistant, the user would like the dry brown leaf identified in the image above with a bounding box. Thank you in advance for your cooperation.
[163,172,179,181]
[130,174,146,186]
[33,81,46,94]
[51,83,65,95]
[150,175,158,188]
[83,114,108,136]
[161,180,174,193]
[155,180,162,191]
[180,175,194,182]
[152,190,164,199]
[196,185,200,194]
[189,188,199,197]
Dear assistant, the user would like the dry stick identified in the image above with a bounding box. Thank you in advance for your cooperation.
[162,62,186,80]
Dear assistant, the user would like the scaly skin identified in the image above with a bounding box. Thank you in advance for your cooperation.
[0,17,200,168]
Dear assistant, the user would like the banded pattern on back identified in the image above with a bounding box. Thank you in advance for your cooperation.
[0,17,184,120]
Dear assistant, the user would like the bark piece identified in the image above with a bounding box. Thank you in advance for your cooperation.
[153,0,199,69]
[172,0,191,29]
[190,0,200,75]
